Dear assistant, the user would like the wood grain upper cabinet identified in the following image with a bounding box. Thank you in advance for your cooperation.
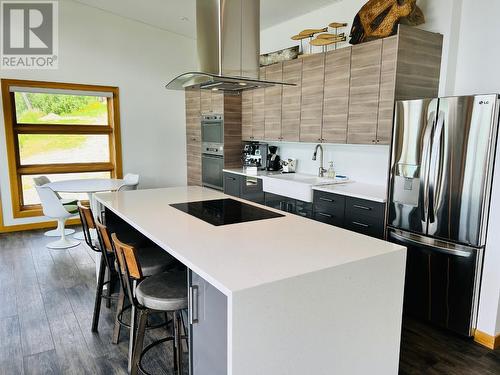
[242,90,253,140]
[264,63,283,141]
[300,54,325,143]
[347,40,383,144]
[252,66,266,140]
[322,47,351,143]
[201,91,224,114]
[376,36,398,145]
[186,89,201,186]
[281,59,302,142]
[212,92,224,114]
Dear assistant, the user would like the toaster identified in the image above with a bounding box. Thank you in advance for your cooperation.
[281,158,297,173]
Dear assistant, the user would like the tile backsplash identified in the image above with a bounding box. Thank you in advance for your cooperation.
[267,142,390,187]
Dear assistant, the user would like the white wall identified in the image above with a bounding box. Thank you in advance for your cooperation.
[262,0,500,338]
[0,0,196,226]
[453,0,500,337]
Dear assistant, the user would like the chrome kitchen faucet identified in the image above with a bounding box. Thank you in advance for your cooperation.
[312,144,327,177]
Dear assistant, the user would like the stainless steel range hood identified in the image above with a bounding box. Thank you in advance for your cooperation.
[165,0,293,92]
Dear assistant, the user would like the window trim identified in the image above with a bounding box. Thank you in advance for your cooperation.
[1,79,123,218]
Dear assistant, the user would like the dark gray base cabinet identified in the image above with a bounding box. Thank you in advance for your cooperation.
[223,172,265,204]
[189,270,228,375]
[264,193,313,218]
[313,190,385,239]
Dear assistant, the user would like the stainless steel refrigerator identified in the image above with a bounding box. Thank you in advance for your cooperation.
[387,94,500,336]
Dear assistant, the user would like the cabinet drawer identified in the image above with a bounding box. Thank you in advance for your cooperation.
[313,210,344,227]
[344,215,384,238]
[313,191,345,216]
[345,197,385,220]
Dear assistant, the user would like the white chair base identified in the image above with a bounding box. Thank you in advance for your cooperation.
[44,228,75,237]
[44,218,80,249]
[44,219,76,237]
[47,238,80,249]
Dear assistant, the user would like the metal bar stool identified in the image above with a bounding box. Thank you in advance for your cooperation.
[112,234,188,375]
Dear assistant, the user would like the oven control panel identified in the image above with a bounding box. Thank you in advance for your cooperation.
[202,142,224,156]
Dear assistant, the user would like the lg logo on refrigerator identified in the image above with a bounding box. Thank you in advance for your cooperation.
[1,1,58,69]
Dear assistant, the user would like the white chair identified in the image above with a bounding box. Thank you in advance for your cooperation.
[33,176,77,237]
[118,173,140,191]
[35,185,80,249]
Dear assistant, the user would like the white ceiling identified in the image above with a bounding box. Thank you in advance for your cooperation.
[72,0,342,39]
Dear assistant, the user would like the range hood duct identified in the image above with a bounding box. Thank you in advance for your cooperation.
[165,0,293,93]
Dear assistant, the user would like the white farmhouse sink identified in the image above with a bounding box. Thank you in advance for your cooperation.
[262,173,348,203]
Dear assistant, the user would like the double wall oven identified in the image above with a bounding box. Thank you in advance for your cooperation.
[201,114,224,190]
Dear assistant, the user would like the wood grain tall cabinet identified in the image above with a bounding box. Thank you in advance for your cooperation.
[186,89,202,186]
[264,63,283,140]
[347,39,383,144]
[300,53,325,143]
[322,47,351,143]
[185,90,242,186]
[281,59,302,142]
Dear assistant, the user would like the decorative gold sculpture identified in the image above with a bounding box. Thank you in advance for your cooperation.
[349,0,424,44]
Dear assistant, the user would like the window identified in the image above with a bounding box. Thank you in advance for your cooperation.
[1,79,122,218]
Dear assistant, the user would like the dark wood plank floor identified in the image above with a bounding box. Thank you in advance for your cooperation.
[0,230,499,374]
[0,229,184,375]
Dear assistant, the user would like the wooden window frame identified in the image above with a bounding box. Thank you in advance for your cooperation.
[1,79,123,218]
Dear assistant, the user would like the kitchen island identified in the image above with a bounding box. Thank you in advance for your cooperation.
[96,186,406,375]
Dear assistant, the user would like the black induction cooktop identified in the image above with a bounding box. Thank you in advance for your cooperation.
[170,198,284,226]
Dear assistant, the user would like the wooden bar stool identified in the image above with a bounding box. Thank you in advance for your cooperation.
[112,234,188,375]
[96,220,180,373]
[78,202,118,332]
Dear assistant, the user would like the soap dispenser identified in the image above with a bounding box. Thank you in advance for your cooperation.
[327,161,336,179]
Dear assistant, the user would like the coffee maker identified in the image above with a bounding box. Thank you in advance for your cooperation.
[242,142,268,170]
[266,146,281,171]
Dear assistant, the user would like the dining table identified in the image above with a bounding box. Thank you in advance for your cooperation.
[45,177,126,277]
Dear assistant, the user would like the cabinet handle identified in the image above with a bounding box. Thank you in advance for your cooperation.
[318,212,333,218]
[319,197,334,203]
[353,204,372,211]
[188,285,199,324]
[352,221,370,228]
[279,201,284,211]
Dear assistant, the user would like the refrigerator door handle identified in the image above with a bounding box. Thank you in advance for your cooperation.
[389,230,475,258]
[419,112,436,223]
[428,111,445,224]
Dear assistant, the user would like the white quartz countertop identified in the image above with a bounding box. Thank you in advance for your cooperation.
[95,187,402,295]
[223,168,279,178]
[313,182,388,203]
[224,168,387,203]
